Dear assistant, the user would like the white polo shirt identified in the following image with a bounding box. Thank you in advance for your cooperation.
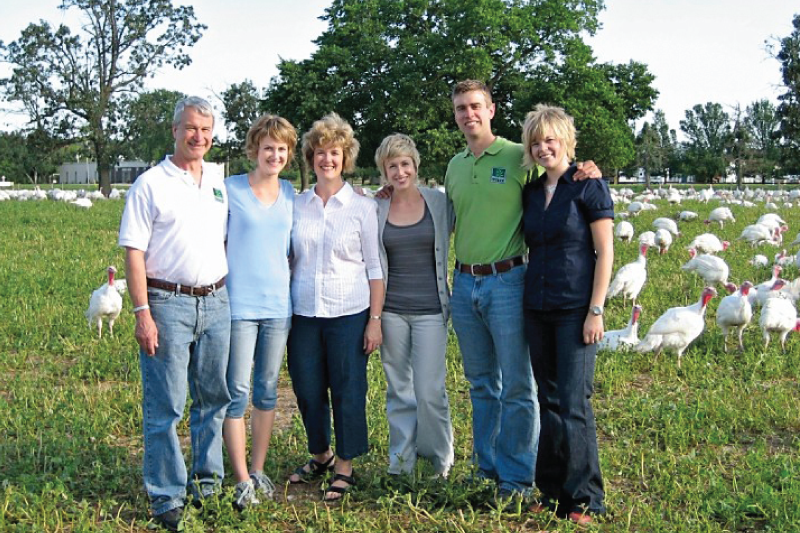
[118,156,228,286]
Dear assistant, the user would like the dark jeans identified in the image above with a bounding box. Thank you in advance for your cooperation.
[287,310,370,460]
[524,307,605,515]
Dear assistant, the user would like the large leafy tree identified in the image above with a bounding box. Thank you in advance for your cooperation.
[0,0,205,194]
[774,14,800,173]
[744,99,780,181]
[0,128,73,184]
[680,103,731,183]
[262,0,657,183]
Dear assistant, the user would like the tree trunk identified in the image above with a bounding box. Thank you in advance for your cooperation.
[99,166,111,196]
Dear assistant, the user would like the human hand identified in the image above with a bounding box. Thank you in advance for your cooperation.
[583,314,604,345]
[363,319,382,354]
[135,311,159,356]
[574,161,602,181]
[374,185,394,200]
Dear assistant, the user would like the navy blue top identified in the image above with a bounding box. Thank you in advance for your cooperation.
[522,164,614,311]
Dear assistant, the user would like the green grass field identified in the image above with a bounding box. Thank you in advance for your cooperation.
[1,193,798,532]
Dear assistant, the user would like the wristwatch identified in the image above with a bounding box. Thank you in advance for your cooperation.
[590,305,604,316]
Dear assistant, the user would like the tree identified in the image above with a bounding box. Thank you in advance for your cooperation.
[0,0,205,194]
[121,89,185,164]
[680,103,731,183]
[516,41,657,175]
[0,129,72,184]
[263,0,639,182]
[635,122,664,188]
[774,14,800,173]
[744,99,780,182]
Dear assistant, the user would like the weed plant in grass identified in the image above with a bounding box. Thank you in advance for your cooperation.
[1,191,799,531]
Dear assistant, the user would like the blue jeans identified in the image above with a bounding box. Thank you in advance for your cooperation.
[286,310,370,460]
[227,318,291,418]
[525,307,605,515]
[139,286,231,516]
[451,264,539,492]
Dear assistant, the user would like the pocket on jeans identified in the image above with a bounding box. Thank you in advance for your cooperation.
[147,288,175,303]
[497,264,526,286]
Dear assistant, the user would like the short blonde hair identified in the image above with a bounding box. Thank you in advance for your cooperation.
[301,113,360,174]
[521,104,577,170]
[245,114,298,162]
[451,80,493,105]
[374,134,421,183]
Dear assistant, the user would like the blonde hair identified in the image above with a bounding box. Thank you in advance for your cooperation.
[301,113,360,173]
[451,79,493,105]
[245,114,298,162]
[521,104,577,170]
[374,134,420,183]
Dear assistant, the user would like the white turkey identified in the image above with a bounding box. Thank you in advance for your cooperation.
[681,249,729,286]
[678,211,698,221]
[749,254,769,267]
[774,249,794,268]
[607,244,648,307]
[705,207,735,228]
[635,286,717,367]
[759,280,800,351]
[686,233,729,255]
[653,217,680,236]
[655,228,673,255]
[738,224,776,247]
[86,266,125,339]
[749,265,784,307]
[716,281,753,352]
[638,231,656,249]
[615,221,634,243]
[598,305,642,352]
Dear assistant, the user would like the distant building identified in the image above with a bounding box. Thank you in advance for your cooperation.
[60,159,225,185]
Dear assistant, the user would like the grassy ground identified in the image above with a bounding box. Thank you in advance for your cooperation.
[1,195,799,532]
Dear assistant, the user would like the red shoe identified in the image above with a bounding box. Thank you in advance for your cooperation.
[568,511,593,526]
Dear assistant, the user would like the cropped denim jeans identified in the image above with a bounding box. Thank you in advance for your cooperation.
[139,286,231,516]
[226,317,291,418]
[451,264,539,492]
[524,306,605,515]
[286,310,370,460]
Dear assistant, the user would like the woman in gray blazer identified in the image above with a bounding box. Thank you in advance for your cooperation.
[374,134,454,477]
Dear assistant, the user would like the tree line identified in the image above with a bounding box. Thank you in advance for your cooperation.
[1,1,798,190]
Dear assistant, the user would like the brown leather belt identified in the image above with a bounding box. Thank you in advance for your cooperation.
[147,277,225,296]
[455,255,526,276]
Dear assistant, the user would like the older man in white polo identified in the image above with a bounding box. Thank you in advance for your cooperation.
[119,96,230,531]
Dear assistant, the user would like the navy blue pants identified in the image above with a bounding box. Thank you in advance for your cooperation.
[287,310,370,460]
[524,307,606,515]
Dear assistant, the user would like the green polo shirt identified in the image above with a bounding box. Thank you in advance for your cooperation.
[445,137,538,264]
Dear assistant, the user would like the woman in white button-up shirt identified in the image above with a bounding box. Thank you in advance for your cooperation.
[286,113,384,502]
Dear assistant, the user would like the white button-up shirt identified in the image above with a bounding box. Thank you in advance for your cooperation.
[291,181,382,318]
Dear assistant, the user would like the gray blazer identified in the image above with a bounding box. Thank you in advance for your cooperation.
[376,187,453,321]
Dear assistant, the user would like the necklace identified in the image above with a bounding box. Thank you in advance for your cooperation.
[545,183,557,195]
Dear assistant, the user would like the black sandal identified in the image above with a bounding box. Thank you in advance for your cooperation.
[322,471,356,502]
[289,455,335,484]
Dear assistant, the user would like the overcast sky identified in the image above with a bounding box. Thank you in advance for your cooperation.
[1,0,796,137]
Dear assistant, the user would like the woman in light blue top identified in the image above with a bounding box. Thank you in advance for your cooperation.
[223,114,296,509]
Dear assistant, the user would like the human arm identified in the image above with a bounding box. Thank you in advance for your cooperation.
[584,218,614,344]
[374,184,394,200]
[125,247,159,356]
[573,160,602,181]
[364,279,385,353]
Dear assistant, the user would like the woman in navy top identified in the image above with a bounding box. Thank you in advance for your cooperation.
[521,105,614,524]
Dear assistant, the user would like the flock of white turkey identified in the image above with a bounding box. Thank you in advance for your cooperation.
[0,186,124,206]
[604,184,800,366]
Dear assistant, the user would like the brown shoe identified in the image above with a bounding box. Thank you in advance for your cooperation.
[568,511,593,526]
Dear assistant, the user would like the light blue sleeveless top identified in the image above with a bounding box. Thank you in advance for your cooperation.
[225,174,294,319]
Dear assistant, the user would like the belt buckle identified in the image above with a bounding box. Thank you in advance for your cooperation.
[188,285,196,297]
[469,263,480,276]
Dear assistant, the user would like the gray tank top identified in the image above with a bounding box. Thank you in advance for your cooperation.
[383,203,441,315]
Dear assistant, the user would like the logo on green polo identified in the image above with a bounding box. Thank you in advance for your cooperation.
[490,167,506,184]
